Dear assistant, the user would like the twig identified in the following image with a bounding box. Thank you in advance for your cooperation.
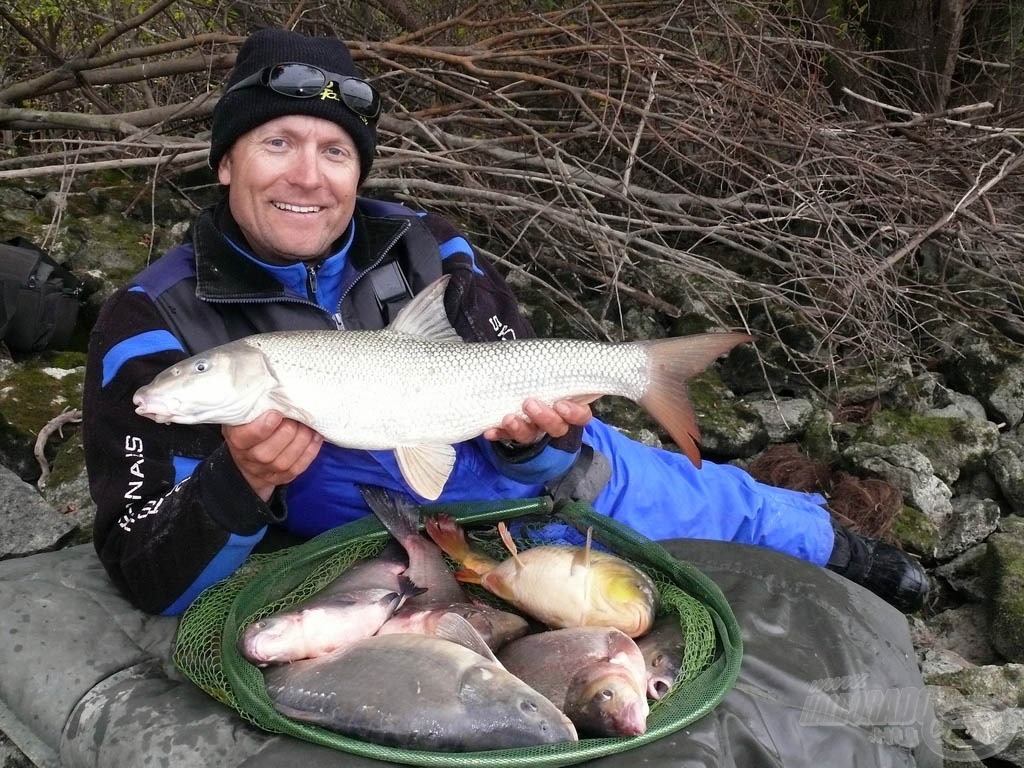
[872,150,1024,274]
[35,409,83,489]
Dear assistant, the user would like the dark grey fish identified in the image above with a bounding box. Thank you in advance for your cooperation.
[635,615,686,700]
[263,613,578,751]
[361,485,530,649]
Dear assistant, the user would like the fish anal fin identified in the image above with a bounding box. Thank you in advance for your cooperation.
[395,443,456,501]
[453,567,483,585]
[638,332,752,468]
[387,275,462,343]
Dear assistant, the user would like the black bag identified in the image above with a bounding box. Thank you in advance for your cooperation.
[0,237,82,352]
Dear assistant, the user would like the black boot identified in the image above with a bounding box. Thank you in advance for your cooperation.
[826,522,932,613]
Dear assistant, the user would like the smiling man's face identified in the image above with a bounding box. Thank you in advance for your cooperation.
[217,114,361,264]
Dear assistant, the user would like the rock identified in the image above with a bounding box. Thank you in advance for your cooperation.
[852,409,999,486]
[924,663,1024,766]
[985,531,1024,663]
[0,463,77,559]
[841,443,953,557]
[938,495,1001,561]
[934,544,989,602]
[920,603,1000,666]
[938,329,1024,428]
[745,396,817,443]
[689,374,768,459]
[989,430,1024,515]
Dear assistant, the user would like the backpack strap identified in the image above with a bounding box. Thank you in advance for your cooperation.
[367,260,413,324]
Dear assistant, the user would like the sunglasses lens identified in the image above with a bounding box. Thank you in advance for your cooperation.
[267,64,326,97]
[339,79,379,117]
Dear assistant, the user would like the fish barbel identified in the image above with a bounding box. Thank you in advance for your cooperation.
[424,513,659,637]
[133,275,750,500]
[262,613,578,751]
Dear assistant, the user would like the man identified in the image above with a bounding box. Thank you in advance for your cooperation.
[83,28,930,616]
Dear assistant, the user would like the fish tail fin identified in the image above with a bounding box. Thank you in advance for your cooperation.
[396,574,428,607]
[360,485,421,541]
[637,332,751,467]
[424,513,499,574]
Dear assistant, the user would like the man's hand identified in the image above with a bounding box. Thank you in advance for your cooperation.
[483,398,593,445]
[222,411,323,501]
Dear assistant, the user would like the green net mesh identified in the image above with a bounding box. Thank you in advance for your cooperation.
[173,497,743,767]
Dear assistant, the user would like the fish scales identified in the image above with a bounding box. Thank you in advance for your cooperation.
[246,331,651,448]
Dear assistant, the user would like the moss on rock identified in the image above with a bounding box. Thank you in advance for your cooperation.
[985,532,1024,663]
[890,504,941,559]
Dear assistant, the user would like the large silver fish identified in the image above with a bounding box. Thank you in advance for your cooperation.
[262,613,578,751]
[133,275,750,500]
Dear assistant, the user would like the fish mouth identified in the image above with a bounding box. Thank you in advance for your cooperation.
[647,674,674,700]
[133,391,183,423]
[615,699,650,736]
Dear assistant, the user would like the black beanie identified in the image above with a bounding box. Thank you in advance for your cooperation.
[210,29,377,183]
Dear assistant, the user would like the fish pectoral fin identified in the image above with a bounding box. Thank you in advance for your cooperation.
[395,443,456,501]
[266,390,315,424]
[434,612,502,663]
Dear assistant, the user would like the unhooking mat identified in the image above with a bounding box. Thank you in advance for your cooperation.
[0,535,942,767]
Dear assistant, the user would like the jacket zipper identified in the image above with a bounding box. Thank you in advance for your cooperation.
[306,263,319,301]
[331,218,411,330]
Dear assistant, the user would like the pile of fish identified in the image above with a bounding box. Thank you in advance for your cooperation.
[241,487,687,753]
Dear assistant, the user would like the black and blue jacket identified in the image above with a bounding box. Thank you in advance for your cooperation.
[83,199,581,614]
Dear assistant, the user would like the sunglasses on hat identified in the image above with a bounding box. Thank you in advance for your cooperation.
[224,63,381,121]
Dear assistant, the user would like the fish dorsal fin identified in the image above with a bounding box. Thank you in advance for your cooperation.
[395,443,457,501]
[388,275,462,343]
[572,528,594,621]
[497,521,526,568]
[435,612,501,663]
[570,527,594,571]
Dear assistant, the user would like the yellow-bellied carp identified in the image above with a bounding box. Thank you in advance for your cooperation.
[424,513,659,637]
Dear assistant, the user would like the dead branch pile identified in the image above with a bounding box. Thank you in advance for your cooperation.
[2,1,1023,383]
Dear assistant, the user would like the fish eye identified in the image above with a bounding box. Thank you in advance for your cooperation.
[193,359,211,373]
[598,689,614,701]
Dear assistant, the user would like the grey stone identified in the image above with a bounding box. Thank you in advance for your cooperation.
[0,464,77,559]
